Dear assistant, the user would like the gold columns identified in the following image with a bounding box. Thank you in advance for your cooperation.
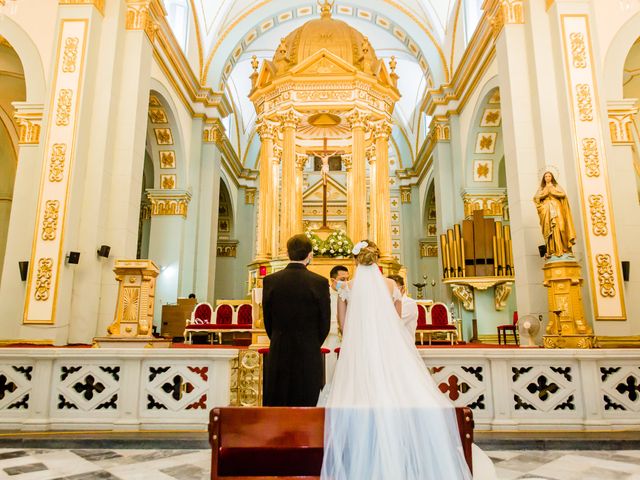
[295,154,306,236]
[367,148,377,241]
[373,121,393,259]
[255,122,275,260]
[278,110,299,256]
[348,111,368,243]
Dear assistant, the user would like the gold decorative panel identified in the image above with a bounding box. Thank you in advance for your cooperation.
[559,14,625,320]
[25,19,89,325]
[147,190,191,217]
[159,151,175,169]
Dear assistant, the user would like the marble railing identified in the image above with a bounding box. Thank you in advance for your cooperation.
[0,347,638,431]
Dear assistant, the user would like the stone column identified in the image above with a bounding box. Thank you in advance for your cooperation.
[255,121,275,260]
[0,103,43,339]
[373,121,393,259]
[146,189,191,330]
[278,110,298,256]
[20,3,106,344]
[546,0,626,322]
[348,111,368,243]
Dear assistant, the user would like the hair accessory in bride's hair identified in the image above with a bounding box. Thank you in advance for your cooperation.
[352,240,368,255]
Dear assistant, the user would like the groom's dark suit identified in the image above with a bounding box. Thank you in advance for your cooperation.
[262,263,331,406]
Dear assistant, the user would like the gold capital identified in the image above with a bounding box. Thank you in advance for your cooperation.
[13,102,44,145]
[146,189,191,217]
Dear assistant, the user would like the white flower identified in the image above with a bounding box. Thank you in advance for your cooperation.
[352,240,368,255]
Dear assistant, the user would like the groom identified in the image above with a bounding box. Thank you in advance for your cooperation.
[262,234,331,406]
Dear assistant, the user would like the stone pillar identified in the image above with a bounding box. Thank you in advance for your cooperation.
[373,121,393,259]
[0,103,43,339]
[546,1,626,322]
[255,121,275,260]
[491,0,549,322]
[96,0,164,338]
[348,111,368,243]
[195,123,221,302]
[21,3,105,343]
[146,189,191,330]
[278,110,298,256]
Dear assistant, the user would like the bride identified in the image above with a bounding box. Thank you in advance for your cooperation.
[319,240,472,480]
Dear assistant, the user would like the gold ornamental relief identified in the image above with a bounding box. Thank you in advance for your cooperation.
[34,257,54,301]
[62,37,79,73]
[588,194,607,236]
[581,138,600,177]
[49,144,66,182]
[55,89,73,126]
[576,84,593,122]
[41,200,60,241]
[122,287,140,322]
[569,32,587,69]
[596,253,616,297]
[16,119,41,145]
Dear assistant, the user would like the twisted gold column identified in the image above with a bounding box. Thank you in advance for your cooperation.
[373,121,393,259]
[255,122,275,260]
[348,111,368,243]
[278,110,299,257]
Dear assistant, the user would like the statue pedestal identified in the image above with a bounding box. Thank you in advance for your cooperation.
[94,260,170,348]
[542,259,594,349]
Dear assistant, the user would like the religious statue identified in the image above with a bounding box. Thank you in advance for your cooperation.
[533,171,576,258]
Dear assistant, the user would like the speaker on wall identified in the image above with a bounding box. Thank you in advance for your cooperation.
[538,245,547,258]
[66,251,81,265]
[18,261,28,282]
[97,245,111,258]
[622,261,630,282]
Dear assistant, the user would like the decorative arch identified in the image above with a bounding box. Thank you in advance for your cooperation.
[602,11,640,99]
[0,17,45,103]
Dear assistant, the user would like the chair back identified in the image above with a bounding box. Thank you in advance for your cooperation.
[237,304,253,325]
[430,302,450,327]
[513,310,519,326]
[191,302,213,324]
[215,304,234,324]
[416,303,427,327]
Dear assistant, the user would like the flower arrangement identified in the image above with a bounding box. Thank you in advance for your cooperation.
[305,229,354,258]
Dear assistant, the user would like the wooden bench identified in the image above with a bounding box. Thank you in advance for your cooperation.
[208,407,474,479]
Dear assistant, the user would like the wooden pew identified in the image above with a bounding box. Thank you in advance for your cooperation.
[209,406,474,479]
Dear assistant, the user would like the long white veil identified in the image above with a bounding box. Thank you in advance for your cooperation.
[320,264,472,479]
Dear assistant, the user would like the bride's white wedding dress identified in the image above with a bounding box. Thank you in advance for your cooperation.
[318,264,472,480]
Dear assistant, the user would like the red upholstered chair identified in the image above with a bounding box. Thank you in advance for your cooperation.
[425,302,458,345]
[497,311,519,345]
[236,304,253,326]
[415,303,428,345]
[183,302,214,344]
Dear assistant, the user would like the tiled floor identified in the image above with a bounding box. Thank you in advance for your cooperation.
[0,448,639,479]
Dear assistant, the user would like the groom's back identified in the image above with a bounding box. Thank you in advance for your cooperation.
[263,265,328,335]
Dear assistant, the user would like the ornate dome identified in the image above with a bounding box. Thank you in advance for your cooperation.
[271,2,380,76]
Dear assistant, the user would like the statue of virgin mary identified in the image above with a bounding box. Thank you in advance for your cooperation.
[533,171,576,257]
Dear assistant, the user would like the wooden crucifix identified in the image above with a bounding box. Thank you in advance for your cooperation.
[310,137,344,229]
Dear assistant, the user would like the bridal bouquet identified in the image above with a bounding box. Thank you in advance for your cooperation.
[304,229,354,258]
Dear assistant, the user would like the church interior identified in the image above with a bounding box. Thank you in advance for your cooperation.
[0,0,640,478]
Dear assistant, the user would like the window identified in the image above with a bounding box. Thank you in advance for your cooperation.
[165,0,189,51]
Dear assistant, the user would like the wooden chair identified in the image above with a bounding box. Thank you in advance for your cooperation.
[415,303,428,345]
[208,407,474,479]
[497,311,519,345]
[183,302,215,344]
[424,302,458,345]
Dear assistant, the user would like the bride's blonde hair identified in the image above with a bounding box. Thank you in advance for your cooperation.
[355,240,380,266]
